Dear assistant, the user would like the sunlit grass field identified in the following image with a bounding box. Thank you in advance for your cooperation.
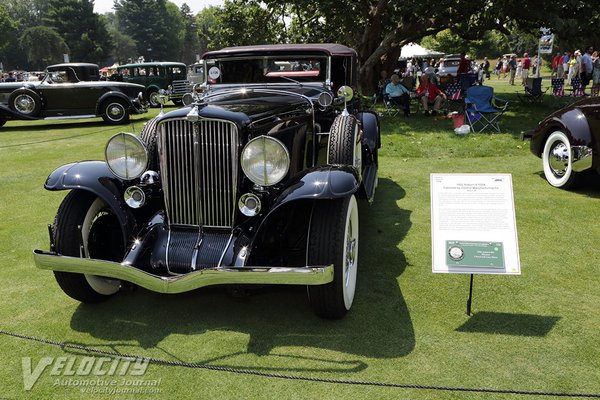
[1,80,599,399]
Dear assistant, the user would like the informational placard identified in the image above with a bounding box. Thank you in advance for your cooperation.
[431,173,521,275]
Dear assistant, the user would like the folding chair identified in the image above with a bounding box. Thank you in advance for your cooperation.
[444,82,463,113]
[551,78,568,107]
[517,77,547,103]
[464,85,509,133]
[570,77,585,98]
[382,93,400,116]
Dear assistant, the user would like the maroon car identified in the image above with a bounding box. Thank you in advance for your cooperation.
[528,97,600,189]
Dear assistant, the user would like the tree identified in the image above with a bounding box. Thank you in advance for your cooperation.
[114,0,185,61]
[43,0,113,63]
[20,26,69,69]
[0,5,17,54]
[421,29,510,59]
[242,0,598,94]
[180,3,199,64]
[210,0,284,49]
[196,6,221,55]
[0,0,49,69]
[108,25,138,64]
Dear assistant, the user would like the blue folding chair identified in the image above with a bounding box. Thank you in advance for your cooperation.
[464,86,509,133]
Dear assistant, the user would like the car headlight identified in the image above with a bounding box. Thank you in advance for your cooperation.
[105,132,148,180]
[241,136,289,186]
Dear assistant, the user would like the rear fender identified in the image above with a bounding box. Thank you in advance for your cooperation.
[44,161,136,243]
[96,92,132,114]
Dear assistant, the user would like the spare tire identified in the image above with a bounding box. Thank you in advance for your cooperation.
[8,88,42,116]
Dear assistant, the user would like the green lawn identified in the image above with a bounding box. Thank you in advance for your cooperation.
[1,83,599,399]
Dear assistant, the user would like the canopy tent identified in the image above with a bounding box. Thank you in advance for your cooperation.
[400,43,444,59]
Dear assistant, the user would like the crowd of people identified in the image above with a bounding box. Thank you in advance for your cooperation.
[376,45,600,117]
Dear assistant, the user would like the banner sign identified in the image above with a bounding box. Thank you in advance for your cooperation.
[430,173,521,275]
[539,33,554,54]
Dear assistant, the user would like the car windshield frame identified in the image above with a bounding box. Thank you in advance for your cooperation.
[201,55,330,86]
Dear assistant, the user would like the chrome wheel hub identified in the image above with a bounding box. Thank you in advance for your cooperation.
[108,104,124,119]
[549,142,569,177]
[344,221,356,287]
[15,95,35,114]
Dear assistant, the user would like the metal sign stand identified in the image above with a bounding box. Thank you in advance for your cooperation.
[466,274,474,316]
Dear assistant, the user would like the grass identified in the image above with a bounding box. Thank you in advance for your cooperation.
[1,82,600,399]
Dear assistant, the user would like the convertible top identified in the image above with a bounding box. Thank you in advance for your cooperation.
[203,44,357,59]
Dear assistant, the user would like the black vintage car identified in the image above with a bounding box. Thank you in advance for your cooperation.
[34,44,380,319]
[0,63,147,127]
[528,97,600,189]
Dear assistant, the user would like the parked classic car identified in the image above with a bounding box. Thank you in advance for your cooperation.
[528,97,599,189]
[0,63,147,127]
[112,62,191,107]
[34,44,381,319]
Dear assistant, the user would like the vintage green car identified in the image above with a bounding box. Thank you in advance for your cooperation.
[113,62,191,107]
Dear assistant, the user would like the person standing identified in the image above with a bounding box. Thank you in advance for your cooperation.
[557,52,565,79]
[457,52,470,75]
[592,50,600,92]
[581,46,594,91]
[4,72,16,82]
[521,53,531,85]
[508,55,517,85]
[552,52,560,77]
[568,51,580,83]
[533,54,541,78]
[483,57,490,79]
[562,51,570,79]
[495,57,502,79]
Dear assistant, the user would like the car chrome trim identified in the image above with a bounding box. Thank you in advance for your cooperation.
[158,118,239,227]
[571,145,593,172]
[43,115,97,120]
[33,250,334,293]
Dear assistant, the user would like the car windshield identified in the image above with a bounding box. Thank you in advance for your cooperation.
[45,69,78,84]
[203,56,328,84]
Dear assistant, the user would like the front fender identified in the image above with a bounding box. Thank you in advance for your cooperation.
[45,161,136,240]
[269,165,360,214]
[532,108,592,157]
[0,104,38,120]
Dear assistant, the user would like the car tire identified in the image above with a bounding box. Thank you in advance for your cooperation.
[53,191,124,303]
[328,115,360,167]
[8,88,41,116]
[147,89,160,108]
[307,195,359,319]
[542,130,578,189]
[101,99,130,124]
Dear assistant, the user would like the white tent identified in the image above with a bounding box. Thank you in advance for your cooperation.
[400,43,444,59]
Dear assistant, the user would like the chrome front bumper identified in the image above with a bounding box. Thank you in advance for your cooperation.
[571,145,593,172]
[33,250,333,294]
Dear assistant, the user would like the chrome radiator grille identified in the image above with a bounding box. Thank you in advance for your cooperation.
[158,118,239,227]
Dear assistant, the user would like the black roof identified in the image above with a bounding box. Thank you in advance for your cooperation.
[46,63,99,70]
[203,44,357,59]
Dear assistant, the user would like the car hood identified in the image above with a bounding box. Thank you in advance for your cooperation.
[159,85,322,126]
[0,82,41,92]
